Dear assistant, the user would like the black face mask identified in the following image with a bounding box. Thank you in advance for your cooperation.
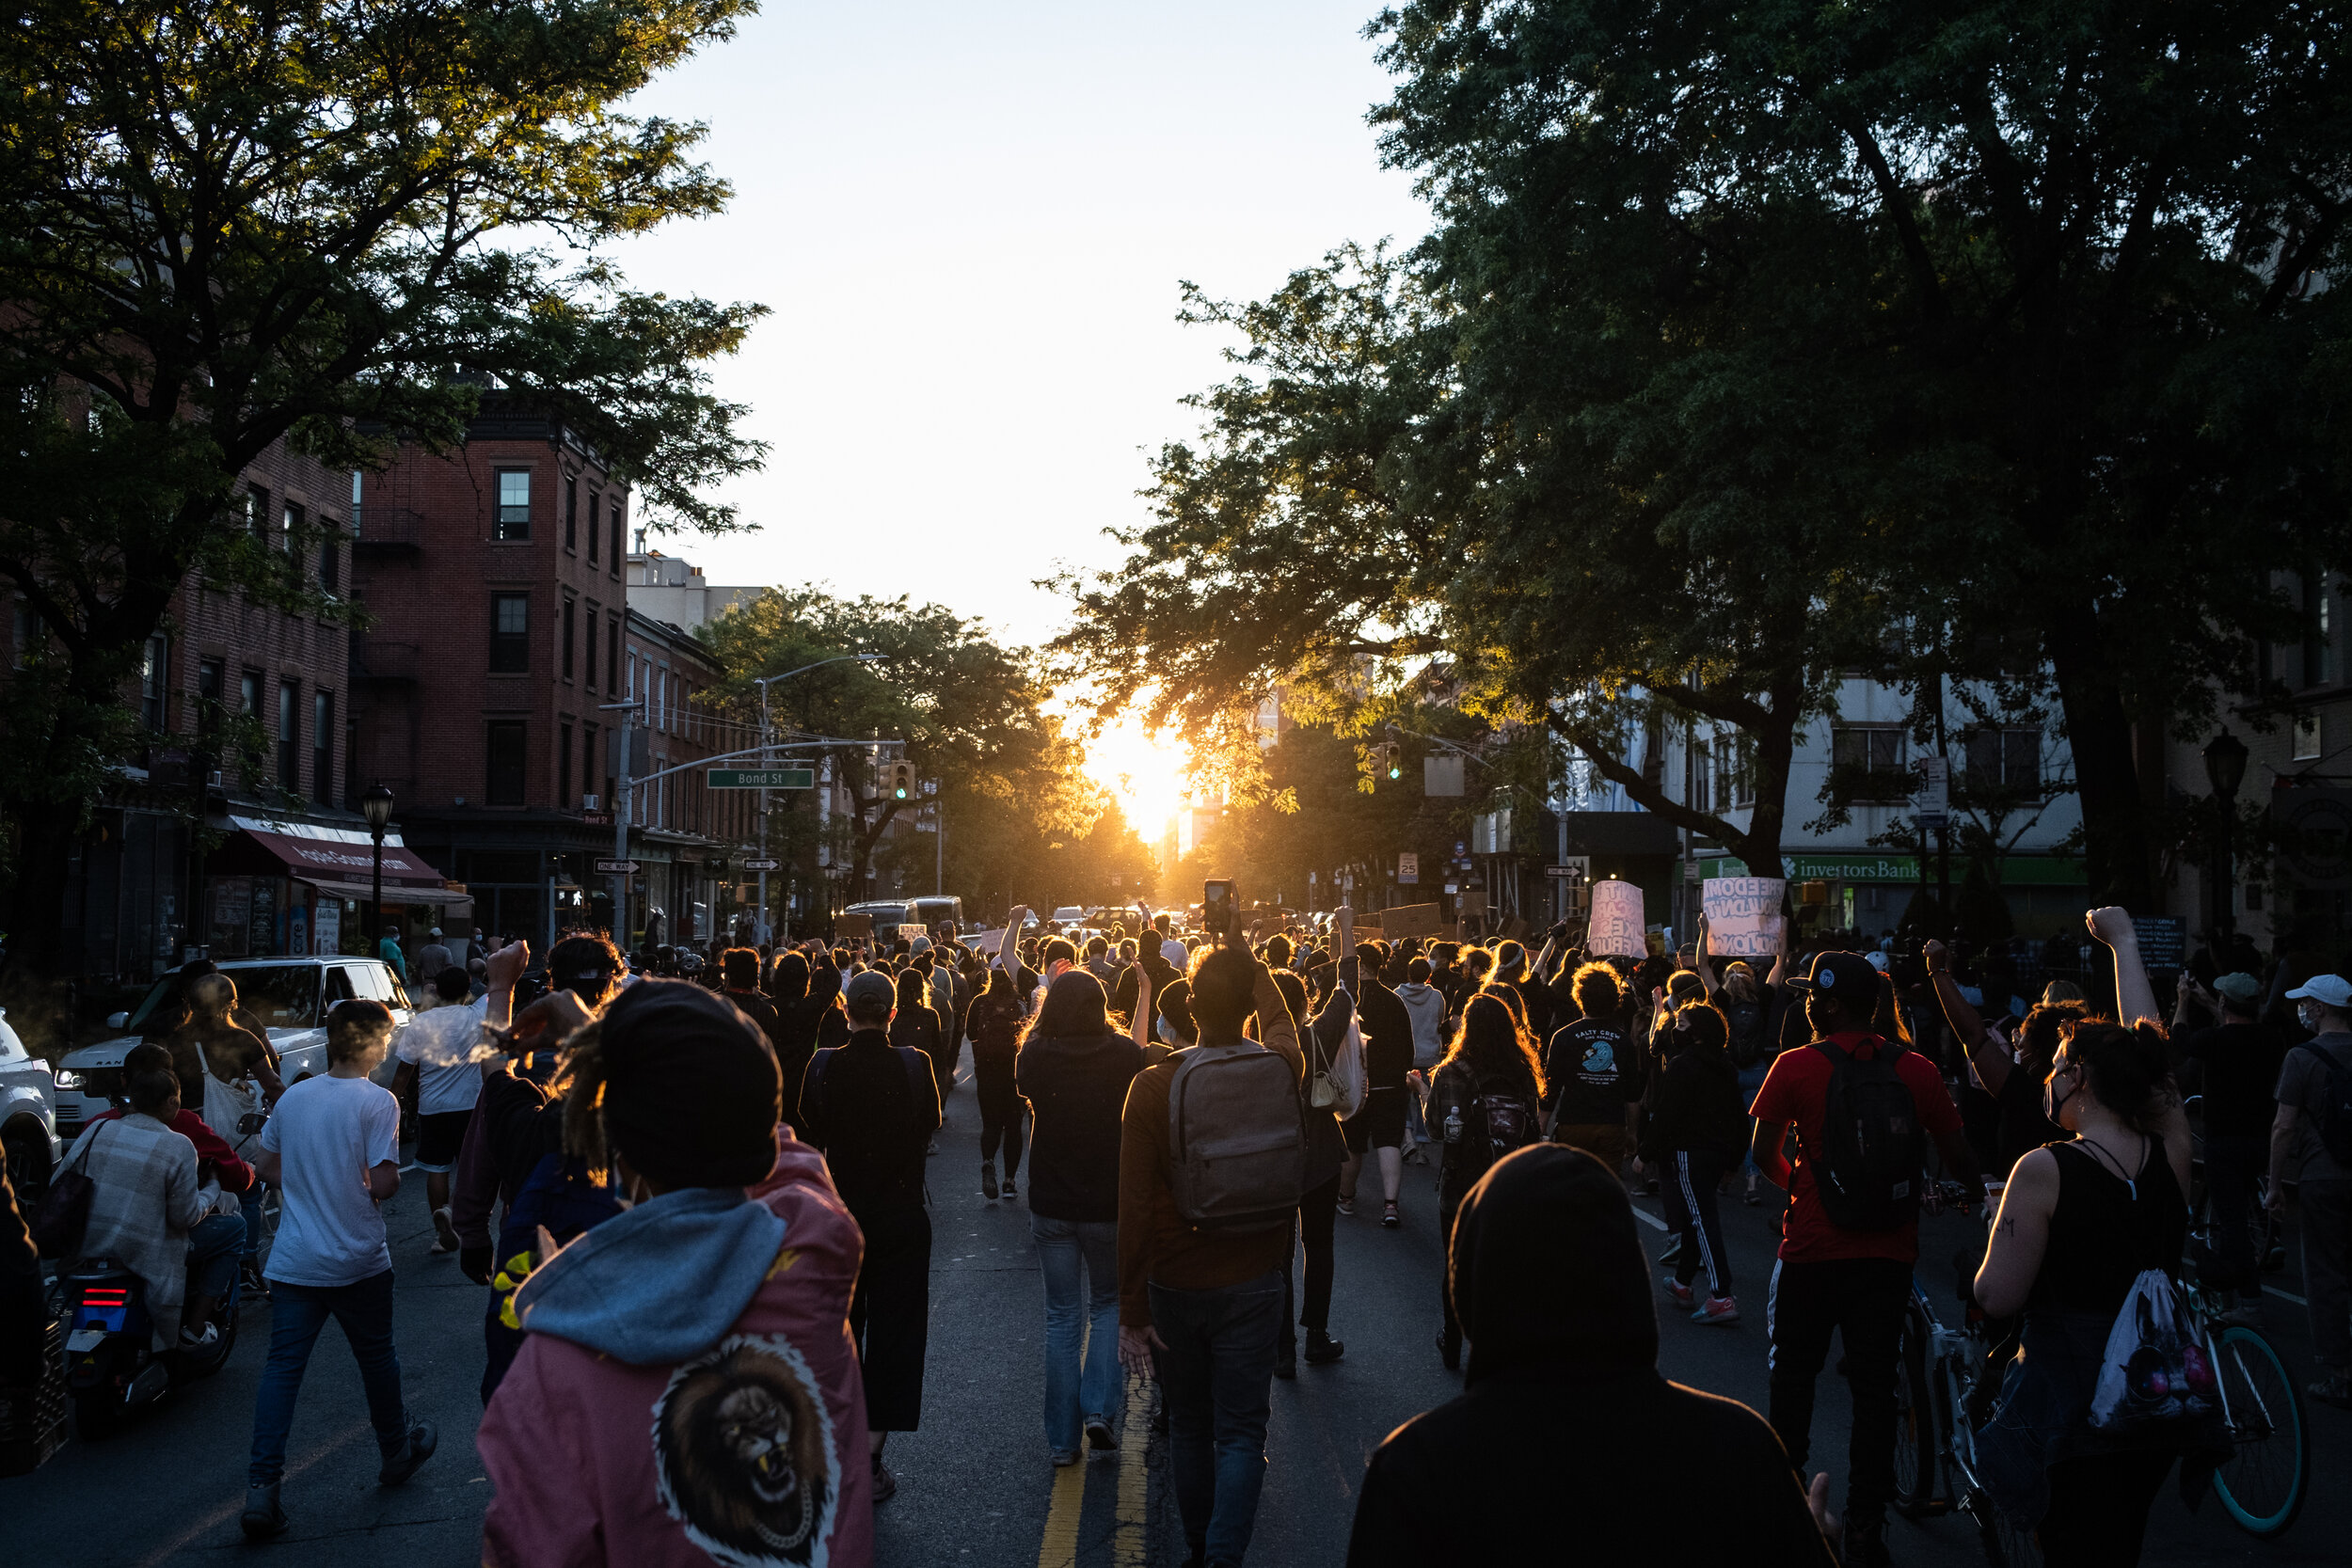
[2043,1063,2078,1125]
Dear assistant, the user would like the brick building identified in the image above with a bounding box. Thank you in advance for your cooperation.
[349,395,753,952]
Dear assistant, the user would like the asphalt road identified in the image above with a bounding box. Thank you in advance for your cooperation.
[8,1059,2347,1568]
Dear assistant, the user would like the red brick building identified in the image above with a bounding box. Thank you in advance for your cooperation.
[350,395,753,950]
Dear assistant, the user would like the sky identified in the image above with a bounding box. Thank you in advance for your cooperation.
[607,1,1432,656]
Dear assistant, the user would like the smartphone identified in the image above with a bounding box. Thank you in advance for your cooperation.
[1202,879,1237,945]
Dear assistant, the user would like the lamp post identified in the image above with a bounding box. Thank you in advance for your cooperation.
[2202,731,2249,946]
[360,783,395,945]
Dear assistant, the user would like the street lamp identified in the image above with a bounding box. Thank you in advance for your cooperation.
[750,655,885,938]
[360,783,395,945]
[2202,731,2249,945]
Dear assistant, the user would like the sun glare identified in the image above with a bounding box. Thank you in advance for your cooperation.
[1079,710,1192,845]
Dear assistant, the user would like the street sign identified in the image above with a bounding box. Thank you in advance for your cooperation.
[1544,857,1592,880]
[581,812,612,827]
[741,858,780,872]
[1913,755,1949,832]
[709,768,816,789]
[1397,852,1419,885]
[594,859,639,875]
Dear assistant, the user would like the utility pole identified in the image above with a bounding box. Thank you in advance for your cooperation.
[757,680,771,937]
[599,696,641,944]
[930,779,943,895]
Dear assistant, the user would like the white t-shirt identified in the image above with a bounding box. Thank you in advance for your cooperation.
[394,995,490,1117]
[260,1073,400,1288]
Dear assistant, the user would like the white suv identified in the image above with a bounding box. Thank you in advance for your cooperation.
[54,958,415,1143]
[0,1006,60,1199]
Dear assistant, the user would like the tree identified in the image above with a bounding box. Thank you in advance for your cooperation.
[0,0,768,970]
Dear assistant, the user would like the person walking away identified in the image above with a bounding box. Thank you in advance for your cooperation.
[242,998,437,1538]
[1395,958,1447,1163]
[71,1046,250,1351]
[890,965,947,1155]
[1748,947,1983,1568]
[1338,941,1415,1227]
[718,946,787,1061]
[1283,960,1351,1374]
[1544,963,1642,1172]
[1416,993,1545,1369]
[767,946,843,1133]
[416,927,453,986]
[377,920,407,986]
[2170,972,2280,1323]
[969,967,1028,1199]
[479,980,873,1567]
[1644,1000,1747,1324]
[1973,1014,2214,1565]
[1344,1144,1836,1567]
[1118,944,1308,1568]
[2265,971,2352,1407]
[1015,969,1148,1463]
[798,969,941,1501]
[390,965,491,1256]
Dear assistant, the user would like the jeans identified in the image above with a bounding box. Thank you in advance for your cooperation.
[2201,1134,2266,1294]
[2301,1179,2352,1371]
[1661,1149,1731,1296]
[1033,1214,1120,1452]
[185,1212,246,1309]
[1279,1171,1341,1354]
[1766,1256,1910,1526]
[1151,1270,1281,1566]
[240,1180,270,1261]
[247,1269,408,1487]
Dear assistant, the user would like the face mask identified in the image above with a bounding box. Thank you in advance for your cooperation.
[2043,1064,2078,1125]
[2298,1001,2327,1034]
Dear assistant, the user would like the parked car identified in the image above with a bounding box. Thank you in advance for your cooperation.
[53,958,414,1142]
[0,1006,60,1201]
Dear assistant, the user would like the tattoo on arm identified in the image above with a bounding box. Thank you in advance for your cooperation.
[1997,1217,2016,1238]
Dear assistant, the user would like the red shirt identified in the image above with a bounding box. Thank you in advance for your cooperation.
[93,1107,256,1195]
[1748,1032,1960,1265]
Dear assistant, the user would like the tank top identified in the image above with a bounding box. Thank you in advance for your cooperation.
[2026,1137,2185,1316]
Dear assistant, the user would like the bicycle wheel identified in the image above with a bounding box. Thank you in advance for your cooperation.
[1963,1486,2040,1568]
[2211,1325,2309,1536]
[1891,1304,1939,1517]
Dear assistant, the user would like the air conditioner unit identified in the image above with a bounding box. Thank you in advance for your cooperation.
[580,793,599,810]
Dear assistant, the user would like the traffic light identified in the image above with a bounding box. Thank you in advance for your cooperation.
[1373,742,1401,781]
[889,761,915,800]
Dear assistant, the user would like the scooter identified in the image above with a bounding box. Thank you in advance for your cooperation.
[60,1254,240,1438]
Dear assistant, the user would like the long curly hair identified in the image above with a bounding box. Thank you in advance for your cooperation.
[1438,992,1545,1100]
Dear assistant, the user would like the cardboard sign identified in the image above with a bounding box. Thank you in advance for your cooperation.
[1702,877,1787,958]
[898,924,927,942]
[836,912,874,940]
[1587,879,1647,958]
[1382,903,1444,940]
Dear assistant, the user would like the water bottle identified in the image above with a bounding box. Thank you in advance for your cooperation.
[1444,1102,1463,1144]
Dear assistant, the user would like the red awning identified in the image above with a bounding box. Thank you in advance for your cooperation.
[226,828,451,890]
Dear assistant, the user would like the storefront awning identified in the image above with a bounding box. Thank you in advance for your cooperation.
[295,878,474,909]
[211,824,455,893]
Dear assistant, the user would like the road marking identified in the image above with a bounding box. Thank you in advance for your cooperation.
[2265,1285,2309,1307]
[1110,1367,1152,1566]
[1037,1454,1087,1568]
[1629,1202,1667,1231]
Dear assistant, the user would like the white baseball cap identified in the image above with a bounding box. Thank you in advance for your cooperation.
[2285,974,2352,1008]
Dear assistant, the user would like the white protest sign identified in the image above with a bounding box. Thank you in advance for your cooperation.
[1702,877,1786,957]
[1587,879,1647,957]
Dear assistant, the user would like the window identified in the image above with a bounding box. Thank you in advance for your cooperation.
[609,504,621,576]
[1830,724,1909,803]
[312,690,334,804]
[350,470,364,537]
[11,600,43,667]
[564,476,578,552]
[490,593,530,673]
[586,491,599,563]
[495,469,532,541]
[2305,577,2335,689]
[608,617,620,692]
[246,487,270,544]
[583,721,599,805]
[559,721,574,809]
[198,658,223,731]
[584,609,597,690]
[240,669,261,718]
[562,596,576,680]
[317,524,339,595]
[280,500,301,555]
[278,679,300,792]
[2295,713,2322,762]
[487,721,527,805]
[627,651,638,701]
[140,634,168,730]
[1963,727,2043,796]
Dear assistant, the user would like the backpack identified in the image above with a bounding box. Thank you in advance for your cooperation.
[1470,1086,1542,1165]
[2305,1039,2352,1165]
[1724,999,1769,1070]
[1807,1036,1927,1231]
[1166,1043,1311,1234]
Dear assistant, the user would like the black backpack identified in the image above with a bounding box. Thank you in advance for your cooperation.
[2305,1040,2352,1165]
[1807,1037,1927,1231]
[1469,1083,1542,1167]
[1724,999,1769,1069]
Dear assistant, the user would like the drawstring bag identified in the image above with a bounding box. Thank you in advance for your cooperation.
[1308,994,1367,1118]
[2089,1268,2216,1436]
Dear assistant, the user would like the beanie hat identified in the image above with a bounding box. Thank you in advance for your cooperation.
[1450,1144,1658,1386]
[587,979,779,1188]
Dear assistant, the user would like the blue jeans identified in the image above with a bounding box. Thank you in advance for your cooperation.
[1150,1269,1281,1567]
[247,1269,409,1487]
[186,1212,245,1308]
[240,1181,269,1261]
[1032,1214,1120,1452]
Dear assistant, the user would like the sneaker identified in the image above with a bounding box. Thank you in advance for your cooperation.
[1663,1277,1695,1309]
[2310,1371,2352,1410]
[377,1420,438,1486]
[1659,1235,1683,1265]
[871,1461,898,1502]
[180,1322,220,1349]
[431,1206,459,1255]
[1335,1194,1356,1217]
[1380,1201,1400,1229]
[240,1483,289,1540]
[1304,1329,1345,1366]
[1050,1448,1080,1466]
[1084,1416,1117,1451]
[1003,1174,1017,1199]
[980,1161,998,1200]
[1692,1295,1740,1327]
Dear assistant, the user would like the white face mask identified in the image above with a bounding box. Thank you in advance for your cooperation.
[2299,1000,2329,1034]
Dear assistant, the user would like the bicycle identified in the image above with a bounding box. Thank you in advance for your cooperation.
[2181,1095,2286,1291]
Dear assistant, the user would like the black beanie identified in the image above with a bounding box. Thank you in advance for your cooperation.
[597,979,780,1188]
[1450,1143,1659,1385]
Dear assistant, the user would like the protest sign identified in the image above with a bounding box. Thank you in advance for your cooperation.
[1587,879,1646,958]
[836,912,873,940]
[1702,877,1787,957]
[1382,903,1444,940]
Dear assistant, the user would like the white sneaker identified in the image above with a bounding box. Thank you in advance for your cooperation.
[180,1322,219,1349]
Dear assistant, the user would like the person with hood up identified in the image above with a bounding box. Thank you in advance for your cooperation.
[478,979,870,1567]
[1393,958,1448,1164]
[1642,999,1749,1325]
[1343,1143,1837,1566]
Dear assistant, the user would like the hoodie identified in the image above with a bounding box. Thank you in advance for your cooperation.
[478,1134,872,1568]
[1637,1034,1748,1162]
[1343,1145,1833,1568]
[1394,981,1448,1069]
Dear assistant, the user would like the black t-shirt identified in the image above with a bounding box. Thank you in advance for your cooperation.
[1543,1019,1643,1124]
[2180,1022,2285,1140]
[1014,1032,1144,1223]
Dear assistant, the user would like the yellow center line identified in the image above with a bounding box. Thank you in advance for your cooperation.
[1037,1456,1089,1568]
[1109,1367,1152,1566]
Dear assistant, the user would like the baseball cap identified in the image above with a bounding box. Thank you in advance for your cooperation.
[844,970,898,1011]
[2212,972,2263,1005]
[1787,950,1882,1001]
[2284,974,2352,1008]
